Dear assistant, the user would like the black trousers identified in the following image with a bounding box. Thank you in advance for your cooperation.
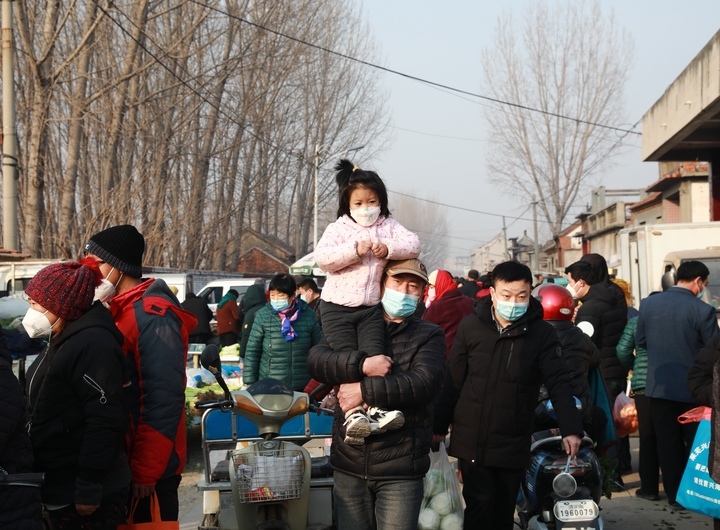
[458,460,524,530]
[648,397,697,503]
[635,393,660,494]
[218,332,238,347]
[319,301,385,356]
[130,474,182,522]
[604,377,631,476]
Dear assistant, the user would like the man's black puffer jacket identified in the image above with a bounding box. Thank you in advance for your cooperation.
[576,282,627,381]
[308,316,446,480]
[433,296,583,470]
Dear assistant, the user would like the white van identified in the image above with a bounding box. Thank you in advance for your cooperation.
[196,278,265,314]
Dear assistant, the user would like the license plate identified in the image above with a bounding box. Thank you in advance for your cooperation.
[553,499,599,522]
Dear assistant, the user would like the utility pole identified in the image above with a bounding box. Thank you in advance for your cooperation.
[502,216,509,260]
[2,0,18,250]
[532,201,539,273]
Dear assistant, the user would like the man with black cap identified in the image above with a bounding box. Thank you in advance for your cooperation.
[308,258,446,530]
[84,224,197,523]
[459,268,481,299]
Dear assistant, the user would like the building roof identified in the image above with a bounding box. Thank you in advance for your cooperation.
[628,192,661,213]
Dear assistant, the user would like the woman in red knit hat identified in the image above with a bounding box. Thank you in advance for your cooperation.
[24,258,130,530]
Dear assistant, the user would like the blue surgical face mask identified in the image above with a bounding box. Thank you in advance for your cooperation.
[697,288,705,300]
[381,287,419,318]
[270,299,290,312]
[495,300,529,322]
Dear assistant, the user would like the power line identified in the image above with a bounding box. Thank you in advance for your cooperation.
[388,189,536,222]
[391,125,485,143]
[191,0,641,136]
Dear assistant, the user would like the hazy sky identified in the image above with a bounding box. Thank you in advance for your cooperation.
[358,0,720,265]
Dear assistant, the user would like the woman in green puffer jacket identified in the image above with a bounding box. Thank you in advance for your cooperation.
[243,274,323,391]
[617,314,660,501]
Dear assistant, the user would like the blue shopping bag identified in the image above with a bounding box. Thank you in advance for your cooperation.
[677,408,720,518]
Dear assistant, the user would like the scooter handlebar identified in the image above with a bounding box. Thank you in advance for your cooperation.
[195,399,234,412]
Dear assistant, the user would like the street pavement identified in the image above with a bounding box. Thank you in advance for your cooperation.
[178,429,714,529]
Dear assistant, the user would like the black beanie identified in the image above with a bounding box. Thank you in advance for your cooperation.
[84,225,145,278]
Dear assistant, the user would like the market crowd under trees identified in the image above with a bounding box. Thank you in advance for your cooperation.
[11,0,389,269]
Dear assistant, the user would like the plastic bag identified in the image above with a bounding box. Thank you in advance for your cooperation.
[418,444,464,530]
[613,390,638,438]
[676,410,720,518]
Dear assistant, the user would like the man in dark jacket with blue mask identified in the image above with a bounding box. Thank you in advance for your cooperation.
[434,261,583,530]
[637,260,718,510]
[308,258,446,530]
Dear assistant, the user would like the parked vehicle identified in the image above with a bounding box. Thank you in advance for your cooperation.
[0,260,66,297]
[516,400,603,530]
[197,278,265,315]
[196,345,333,530]
[619,222,720,308]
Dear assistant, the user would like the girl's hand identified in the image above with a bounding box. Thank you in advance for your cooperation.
[371,242,388,258]
[356,241,373,256]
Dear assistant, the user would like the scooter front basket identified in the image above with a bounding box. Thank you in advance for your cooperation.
[231,448,305,503]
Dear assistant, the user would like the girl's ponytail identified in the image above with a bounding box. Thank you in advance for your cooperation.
[334,159,355,189]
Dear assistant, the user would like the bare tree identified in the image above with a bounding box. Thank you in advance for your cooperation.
[389,193,449,272]
[481,0,634,236]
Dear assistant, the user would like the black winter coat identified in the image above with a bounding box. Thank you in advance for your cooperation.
[434,296,583,469]
[181,295,214,338]
[239,284,268,357]
[548,321,598,427]
[576,282,627,382]
[0,332,43,529]
[308,316,446,480]
[26,302,131,506]
[687,334,720,482]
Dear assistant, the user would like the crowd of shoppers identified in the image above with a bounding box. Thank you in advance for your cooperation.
[6,210,720,530]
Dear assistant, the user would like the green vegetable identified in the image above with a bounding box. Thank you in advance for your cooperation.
[440,513,463,530]
[418,507,440,530]
[430,492,454,516]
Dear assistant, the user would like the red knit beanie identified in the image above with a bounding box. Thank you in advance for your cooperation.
[25,257,103,321]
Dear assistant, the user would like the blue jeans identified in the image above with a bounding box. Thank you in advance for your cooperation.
[333,470,423,530]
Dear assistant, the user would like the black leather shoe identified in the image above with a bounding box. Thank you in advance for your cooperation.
[668,501,686,511]
[636,489,660,501]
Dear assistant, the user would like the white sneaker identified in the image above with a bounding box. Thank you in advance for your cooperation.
[344,411,371,440]
[367,407,404,435]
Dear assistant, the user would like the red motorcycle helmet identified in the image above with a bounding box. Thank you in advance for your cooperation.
[532,283,574,321]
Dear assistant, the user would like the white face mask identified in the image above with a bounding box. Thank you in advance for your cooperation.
[566,283,579,299]
[22,307,56,339]
[350,206,381,227]
[94,268,123,303]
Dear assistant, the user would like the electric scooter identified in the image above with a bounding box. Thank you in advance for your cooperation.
[516,400,603,530]
[195,345,334,530]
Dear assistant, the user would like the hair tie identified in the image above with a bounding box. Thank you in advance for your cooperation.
[352,165,359,172]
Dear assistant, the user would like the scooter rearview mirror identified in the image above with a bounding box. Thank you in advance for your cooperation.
[200,344,231,400]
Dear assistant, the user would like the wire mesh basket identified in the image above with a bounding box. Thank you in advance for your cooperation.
[232,448,305,503]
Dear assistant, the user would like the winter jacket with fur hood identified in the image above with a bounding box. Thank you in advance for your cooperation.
[434,296,583,469]
[316,215,421,307]
[308,316,446,480]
